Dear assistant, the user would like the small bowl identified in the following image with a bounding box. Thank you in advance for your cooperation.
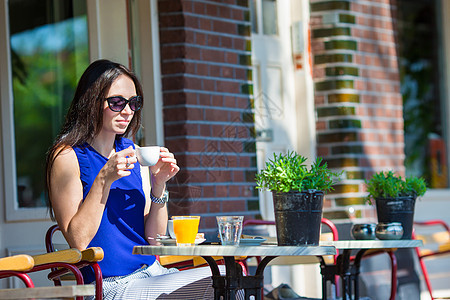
[375,222,404,240]
[351,223,377,240]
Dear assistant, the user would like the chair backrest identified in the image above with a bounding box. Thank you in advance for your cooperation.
[45,225,104,300]
[414,220,450,246]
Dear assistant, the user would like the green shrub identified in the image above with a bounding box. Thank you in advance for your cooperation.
[255,151,341,193]
[365,170,427,204]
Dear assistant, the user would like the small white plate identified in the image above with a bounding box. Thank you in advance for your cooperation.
[156,238,206,246]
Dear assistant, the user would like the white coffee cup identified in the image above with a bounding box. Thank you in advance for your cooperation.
[167,220,175,239]
[136,146,160,166]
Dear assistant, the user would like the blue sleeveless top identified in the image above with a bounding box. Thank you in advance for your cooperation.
[73,137,156,283]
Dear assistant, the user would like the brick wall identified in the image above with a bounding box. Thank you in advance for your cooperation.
[310,0,404,218]
[157,0,258,236]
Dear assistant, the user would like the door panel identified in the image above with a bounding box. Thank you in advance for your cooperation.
[252,0,296,220]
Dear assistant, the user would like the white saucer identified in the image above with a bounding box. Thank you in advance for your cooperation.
[156,238,206,246]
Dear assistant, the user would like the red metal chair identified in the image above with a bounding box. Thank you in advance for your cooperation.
[0,252,97,299]
[45,224,104,300]
[413,219,450,300]
[0,249,87,300]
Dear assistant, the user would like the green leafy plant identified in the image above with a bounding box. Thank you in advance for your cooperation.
[365,171,427,204]
[255,151,341,193]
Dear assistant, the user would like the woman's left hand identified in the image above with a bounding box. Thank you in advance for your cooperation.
[149,147,180,186]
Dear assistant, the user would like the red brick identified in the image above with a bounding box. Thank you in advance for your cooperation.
[213,20,236,35]
[158,14,184,27]
[199,17,212,31]
[228,185,240,197]
[160,45,185,61]
[209,200,221,212]
[211,95,223,106]
[196,63,208,76]
[186,139,206,152]
[216,80,239,94]
[185,45,201,60]
[233,38,245,51]
[222,66,234,78]
[158,1,182,14]
[184,76,202,90]
[193,1,206,14]
[185,14,200,29]
[203,79,216,92]
[198,93,211,105]
[161,61,185,75]
[222,200,246,212]
[189,201,209,214]
[195,32,207,46]
[236,97,251,110]
[208,34,221,47]
[184,61,196,74]
[233,171,244,182]
[202,48,225,62]
[225,52,238,64]
[162,76,184,90]
[235,68,246,80]
[165,123,188,137]
[221,36,233,49]
[162,92,185,106]
[159,29,185,44]
[210,65,222,77]
[205,3,218,17]
[216,185,228,197]
[231,7,244,20]
[199,124,212,137]
[317,146,329,157]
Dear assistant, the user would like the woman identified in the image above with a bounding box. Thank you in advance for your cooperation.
[45,59,225,299]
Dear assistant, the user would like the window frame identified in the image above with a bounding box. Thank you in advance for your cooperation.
[1,0,163,221]
[415,0,450,202]
[0,1,46,220]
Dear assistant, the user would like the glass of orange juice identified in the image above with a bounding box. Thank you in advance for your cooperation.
[172,216,201,246]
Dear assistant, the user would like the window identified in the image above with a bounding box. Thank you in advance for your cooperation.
[250,0,278,35]
[8,0,89,212]
[397,0,449,188]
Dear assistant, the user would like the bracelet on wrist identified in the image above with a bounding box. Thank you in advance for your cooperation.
[150,190,169,204]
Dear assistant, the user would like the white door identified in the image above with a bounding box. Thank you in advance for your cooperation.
[251,0,298,221]
[251,0,321,297]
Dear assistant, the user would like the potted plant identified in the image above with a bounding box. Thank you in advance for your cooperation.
[255,151,341,246]
[365,170,427,239]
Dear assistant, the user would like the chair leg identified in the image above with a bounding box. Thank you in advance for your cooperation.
[416,251,435,300]
[387,251,397,300]
[91,263,103,300]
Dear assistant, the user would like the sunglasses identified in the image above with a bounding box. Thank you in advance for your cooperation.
[106,96,142,112]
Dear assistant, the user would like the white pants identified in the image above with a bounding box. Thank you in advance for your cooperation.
[94,260,245,300]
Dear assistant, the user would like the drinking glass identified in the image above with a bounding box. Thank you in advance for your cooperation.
[216,216,244,246]
[172,216,200,246]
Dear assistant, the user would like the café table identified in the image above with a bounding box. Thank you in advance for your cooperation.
[133,244,336,300]
[319,239,423,300]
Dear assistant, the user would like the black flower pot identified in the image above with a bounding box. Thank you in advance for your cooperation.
[375,196,416,239]
[272,190,324,246]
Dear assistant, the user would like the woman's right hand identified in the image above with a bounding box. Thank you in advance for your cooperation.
[101,146,137,184]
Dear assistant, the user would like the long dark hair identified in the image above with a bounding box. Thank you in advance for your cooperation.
[45,59,144,219]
